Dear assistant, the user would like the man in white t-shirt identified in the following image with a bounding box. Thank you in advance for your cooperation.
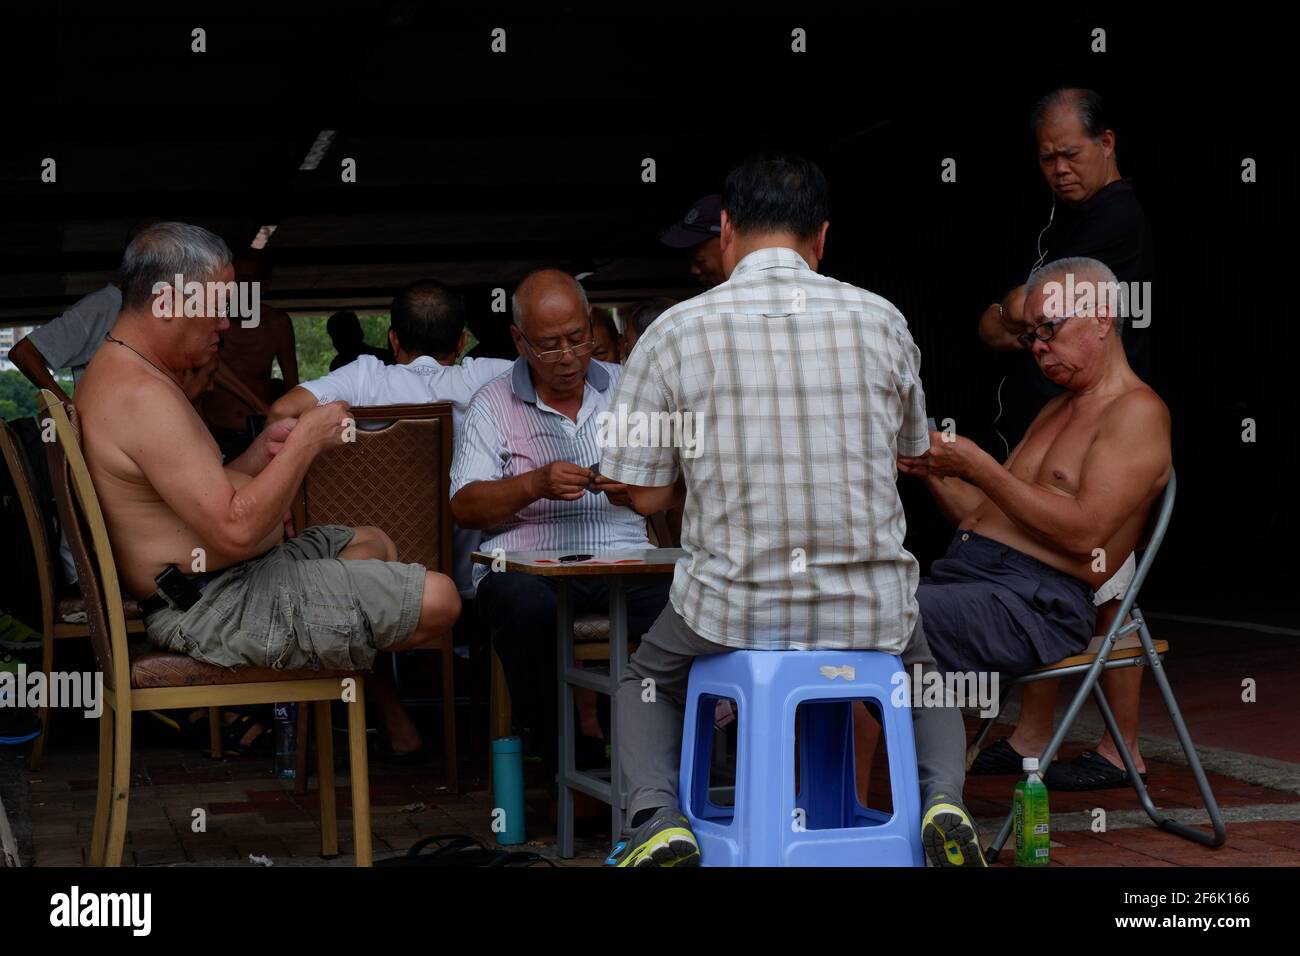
[270,279,509,763]
[271,279,512,599]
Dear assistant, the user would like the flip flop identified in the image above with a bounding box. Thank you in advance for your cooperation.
[969,736,1027,775]
[222,711,275,757]
[1044,750,1147,791]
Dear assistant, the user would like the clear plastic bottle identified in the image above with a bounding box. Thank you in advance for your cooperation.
[273,702,297,780]
[1013,756,1050,866]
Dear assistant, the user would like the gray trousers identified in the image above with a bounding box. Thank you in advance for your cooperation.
[615,604,967,825]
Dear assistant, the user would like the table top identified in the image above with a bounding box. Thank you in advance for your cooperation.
[471,548,685,576]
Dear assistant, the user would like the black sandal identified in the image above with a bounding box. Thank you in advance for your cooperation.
[1044,750,1147,791]
[222,711,275,757]
[969,736,1028,775]
[375,834,554,867]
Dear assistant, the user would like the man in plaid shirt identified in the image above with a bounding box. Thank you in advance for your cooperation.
[600,153,979,868]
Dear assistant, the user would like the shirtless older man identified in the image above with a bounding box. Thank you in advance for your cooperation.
[75,223,460,744]
[899,255,1170,772]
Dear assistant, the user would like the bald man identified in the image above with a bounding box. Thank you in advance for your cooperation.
[450,269,669,771]
[901,255,1170,794]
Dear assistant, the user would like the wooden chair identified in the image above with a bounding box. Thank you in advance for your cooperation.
[0,417,154,770]
[968,470,1227,862]
[291,402,459,791]
[37,390,373,867]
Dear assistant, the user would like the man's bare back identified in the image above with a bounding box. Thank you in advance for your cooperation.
[200,306,297,430]
[76,343,286,598]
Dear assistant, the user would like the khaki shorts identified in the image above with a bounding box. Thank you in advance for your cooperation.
[143,525,426,672]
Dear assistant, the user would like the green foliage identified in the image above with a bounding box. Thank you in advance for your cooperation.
[292,314,391,383]
[0,369,73,421]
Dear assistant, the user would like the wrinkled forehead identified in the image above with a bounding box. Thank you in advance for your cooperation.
[1035,107,1090,153]
[1023,277,1071,325]
[520,288,587,338]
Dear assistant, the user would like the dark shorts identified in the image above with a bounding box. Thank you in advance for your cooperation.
[143,525,426,672]
[917,530,1096,677]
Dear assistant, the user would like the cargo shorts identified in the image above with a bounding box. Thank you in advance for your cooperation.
[143,525,426,672]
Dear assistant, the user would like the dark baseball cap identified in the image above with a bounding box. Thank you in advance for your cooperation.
[659,194,722,248]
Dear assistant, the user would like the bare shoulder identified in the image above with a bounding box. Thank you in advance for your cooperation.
[83,359,195,441]
[1103,384,1170,434]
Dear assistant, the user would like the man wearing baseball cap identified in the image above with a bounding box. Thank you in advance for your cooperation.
[659,194,726,289]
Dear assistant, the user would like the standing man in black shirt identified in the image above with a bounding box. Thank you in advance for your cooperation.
[979,87,1154,452]
[969,89,1157,792]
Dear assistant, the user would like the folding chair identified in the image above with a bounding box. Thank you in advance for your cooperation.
[971,470,1228,862]
[291,402,459,791]
[0,417,156,770]
[38,391,373,866]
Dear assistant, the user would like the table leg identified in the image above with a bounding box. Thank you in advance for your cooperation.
[608,574,628,841]
[556,579,576,858]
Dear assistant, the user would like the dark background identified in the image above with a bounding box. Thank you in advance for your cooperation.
[1,2,1293,622]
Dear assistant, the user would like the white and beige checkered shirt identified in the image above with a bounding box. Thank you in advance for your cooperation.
[601,246,930,652]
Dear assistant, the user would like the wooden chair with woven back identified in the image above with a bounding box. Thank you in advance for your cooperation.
[0,416,156,770]
[290,401,460,791]
[37,389,374,866]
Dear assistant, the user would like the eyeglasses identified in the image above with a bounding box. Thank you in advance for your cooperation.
[1017,314,1074,350]
[518,322,597,364]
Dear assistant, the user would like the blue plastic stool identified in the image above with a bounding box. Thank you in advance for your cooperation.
[678,650,924,867]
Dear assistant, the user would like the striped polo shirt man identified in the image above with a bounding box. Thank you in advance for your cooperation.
[450,355,651,588]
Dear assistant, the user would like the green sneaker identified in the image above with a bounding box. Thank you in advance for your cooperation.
[0,612,41,651]
[605,808,701,867]
[922,794,987,867]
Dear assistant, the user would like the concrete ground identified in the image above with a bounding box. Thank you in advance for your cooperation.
[3,616,1297,867]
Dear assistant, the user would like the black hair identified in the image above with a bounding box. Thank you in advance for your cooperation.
[629,297,676,336]
[326,310,362,344]
[721,152,829,240]
[1030,88,1110,140]
[390,279,465,358]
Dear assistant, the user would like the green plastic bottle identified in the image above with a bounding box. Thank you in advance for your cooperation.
[1013,757,1050,866]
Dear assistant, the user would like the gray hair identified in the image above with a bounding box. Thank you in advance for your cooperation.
[1025,256,1126,332]
[119,222,232,312]
[511,270,590,330]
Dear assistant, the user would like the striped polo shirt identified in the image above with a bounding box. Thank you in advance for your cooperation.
[449,356,651,589]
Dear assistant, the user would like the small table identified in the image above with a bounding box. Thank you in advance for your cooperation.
[472,548,684,857]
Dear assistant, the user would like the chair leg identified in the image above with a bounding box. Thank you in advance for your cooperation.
[314,699,338,857]
[104,705,132,866]
[89,709,113,866]
[488,646,511,791]
[1096,639,1227,848]
[441,637,459,793]
[985,663,1108,863]
[294,703,310,795]
[28,631,56,771]
[347,680,373,867]
[208,706,222,759]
